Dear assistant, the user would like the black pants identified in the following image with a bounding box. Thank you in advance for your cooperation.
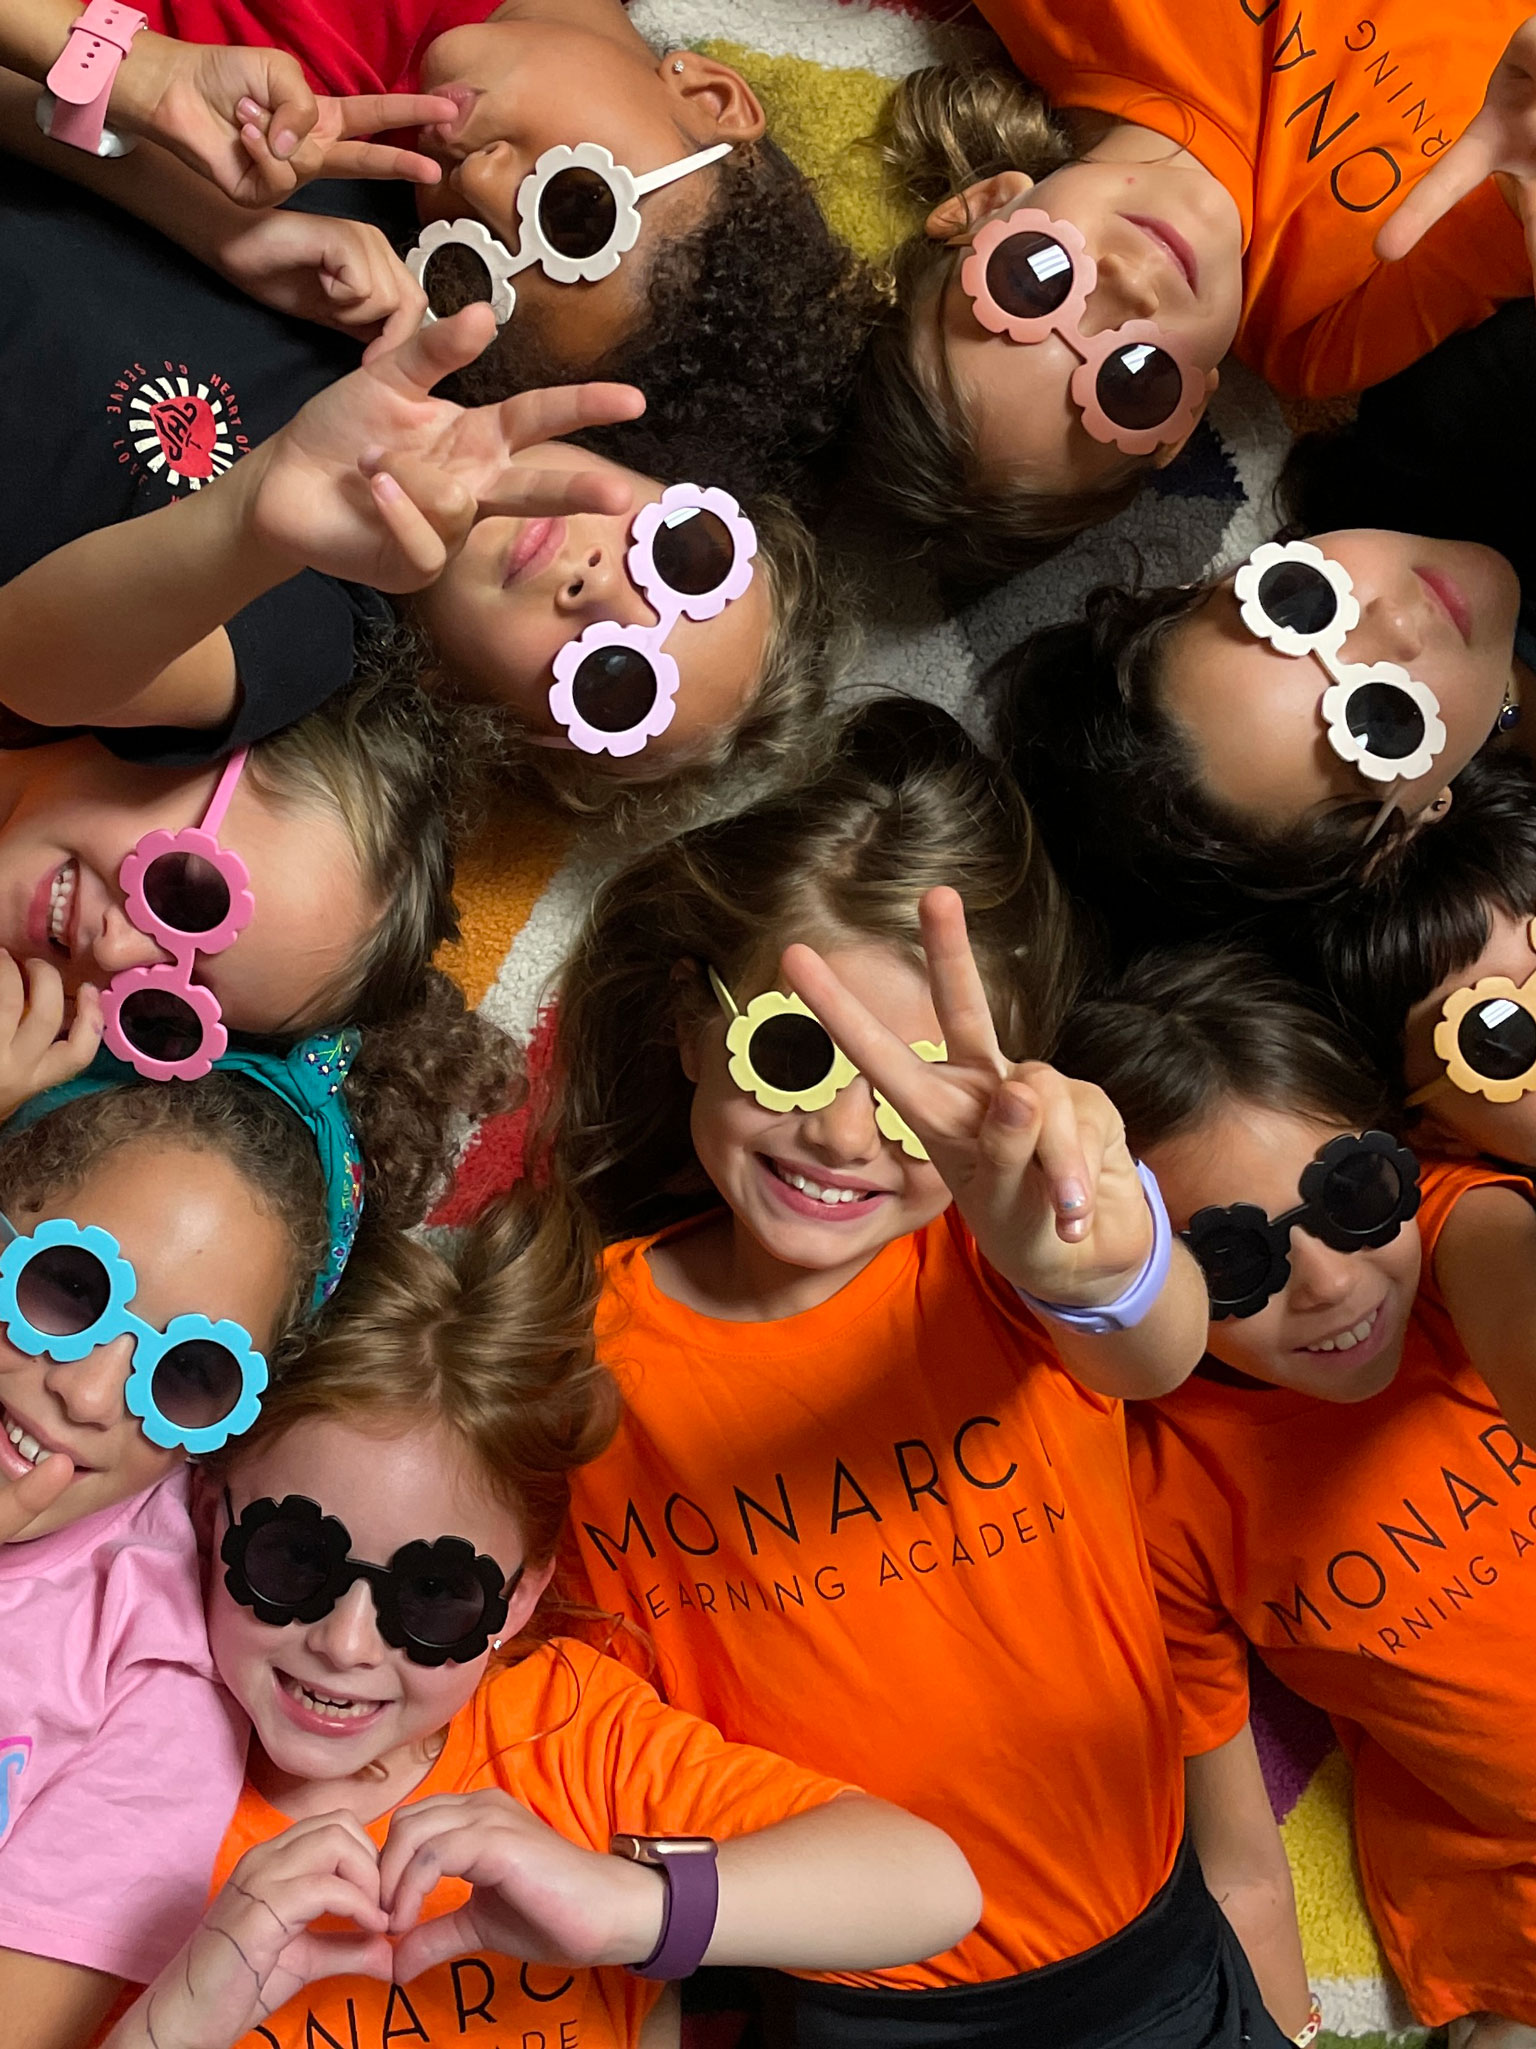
[757,1840,1292,2048]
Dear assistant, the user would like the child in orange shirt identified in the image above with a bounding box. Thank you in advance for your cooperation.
[1060,947,1536,2047]
[852,4,1535,592]
[544,699,1296,2047]
[100,1184,981,2049]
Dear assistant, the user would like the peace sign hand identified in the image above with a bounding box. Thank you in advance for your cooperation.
[1375,14,1536,274]
[783,888,1153,1310]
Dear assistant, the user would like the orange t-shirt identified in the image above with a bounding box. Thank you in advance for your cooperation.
[211,1639,847,2049]
[1128,1160,1536,2027]
[974,0,1531,395]
[566,1206,1185,1990]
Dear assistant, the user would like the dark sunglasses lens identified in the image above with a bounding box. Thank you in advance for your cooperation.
[649,507,735,597]
[537,166,619,259]
[117,988,206,1064]
[151,1340,243,1430]
[1094,342,1184,431]
[397,1556,492,1647]
[1255,560,1340,637]
[1194,1222,1273,1307]
[570,645,659,734]
[243,1516,334,1608]
[1458,994,1536,1082]
[1318,1150,1403,1236]
[141,851,230,935]
[985,230,1076,319]
[748,1013,838,1095]
[1345,681,1426,763]
[14,1244,111,1337]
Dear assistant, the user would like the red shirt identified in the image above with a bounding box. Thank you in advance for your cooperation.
[140,0,493,95]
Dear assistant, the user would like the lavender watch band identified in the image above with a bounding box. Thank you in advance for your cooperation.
[630,1841,720,1980]
[1015,1162,1173,1335]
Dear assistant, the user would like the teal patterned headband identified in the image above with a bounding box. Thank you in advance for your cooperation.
[4,1031,363,1310]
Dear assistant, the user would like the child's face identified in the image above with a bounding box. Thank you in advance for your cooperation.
[1146,1102,1421,1402]
[919,157,1243,494]
[0,1142,293,1540]
[414,19,757,372]
[681,942,953,1280]
[1404,902,1536,1168]
[0,742,372,1035]
[1162,529,1519,834]
[209,1414,542,1796]
[414,446,773,773]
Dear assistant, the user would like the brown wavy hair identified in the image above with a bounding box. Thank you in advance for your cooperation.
[219,1183,616,1571]
[547,695,1081,1240]
[846,63,1143,600]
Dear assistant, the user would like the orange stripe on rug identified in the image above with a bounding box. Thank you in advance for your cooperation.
[435,791,573,1010]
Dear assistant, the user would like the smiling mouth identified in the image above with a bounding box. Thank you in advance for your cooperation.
[278,1671,387,1723]
[43,858,78,959]
[1300,1303,1381,1355]
[763,1156,888,1209]
[0,1401,78,1471]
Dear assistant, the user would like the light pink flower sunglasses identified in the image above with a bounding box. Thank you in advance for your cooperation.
[959,207,1206,455]
[100,749,253,1082]
[547,485,757,758]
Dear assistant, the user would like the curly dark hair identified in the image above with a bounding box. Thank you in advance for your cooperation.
[434,140,882,506]
[989,581,1420,964]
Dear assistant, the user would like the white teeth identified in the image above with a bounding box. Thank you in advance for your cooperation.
[4,1419,50,1466]
[779,1168,862,1205]
[283,1673,377,1721]
[1305,1311,1376,1355]
[47,861,77,949]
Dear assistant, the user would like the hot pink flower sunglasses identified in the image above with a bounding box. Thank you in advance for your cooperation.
[958,207,1206,456]
[548,485,757,758]
[100,749,253,1083]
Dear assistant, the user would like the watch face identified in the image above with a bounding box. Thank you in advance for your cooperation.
[610,1833,717,1863]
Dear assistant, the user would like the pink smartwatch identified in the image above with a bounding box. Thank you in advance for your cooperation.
[610,1834,719,1980]
[38,0,148,156]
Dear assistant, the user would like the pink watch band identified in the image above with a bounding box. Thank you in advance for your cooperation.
[43,0,148,153]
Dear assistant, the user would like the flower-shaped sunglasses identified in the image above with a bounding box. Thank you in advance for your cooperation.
[406,140,732,324]
[0,1214,266,1453]
[547,486,757,757]
[221,1492,520,1667]
[1233,541,1448,805]
[100,749,253,1083]
[1180,1131,1420,1320]
[958,206,1206,455]
[1408,918,1536,1108]
[710,968,943,1161]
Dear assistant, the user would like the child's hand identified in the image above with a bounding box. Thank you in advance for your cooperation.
[211,212,427,351]
[381,1790,667,1979]
[0,1452,75,1544]
[127,1815,391,2049]
[783,887,1154,1310]
[0,956,101,1125]
[244,304,645,592]
[121,37,458,206]
[1376,14,1536,274]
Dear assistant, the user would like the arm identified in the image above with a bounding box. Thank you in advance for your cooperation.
[0,1948,123,2049]
[1433,1181,1536,1450]
[1184,1726,1313,2039]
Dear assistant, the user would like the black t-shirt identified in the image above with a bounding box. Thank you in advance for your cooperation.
[0,156,408,764]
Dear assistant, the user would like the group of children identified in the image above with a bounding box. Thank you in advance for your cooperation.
[4,0,1536,2046]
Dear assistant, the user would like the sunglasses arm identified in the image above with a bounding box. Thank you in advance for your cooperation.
[706,966,742,1020]
[631,141,731,196]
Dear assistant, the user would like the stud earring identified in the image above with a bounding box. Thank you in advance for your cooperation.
[491,1638,505,1652]
[672,58,685,72]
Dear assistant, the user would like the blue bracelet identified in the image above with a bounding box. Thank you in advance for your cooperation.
[1015,1163,1173,1335]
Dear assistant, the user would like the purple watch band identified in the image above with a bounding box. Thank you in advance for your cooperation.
[1014,1162,1173,1335]
[630,1841,720,1980]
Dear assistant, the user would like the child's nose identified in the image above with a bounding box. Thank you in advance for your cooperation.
[1082,243,1161,332]
[43,1336,135,1428]
[452,140,521,225]
[798,1077,884,1164]
[552,541,633,619]
[1285,1233,1357,1313]
[306,1579,388,1671]
[91,903,172,977]
[1353,583,1428,667]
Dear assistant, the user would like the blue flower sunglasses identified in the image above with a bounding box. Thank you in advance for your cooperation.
[0,1214,266,1454]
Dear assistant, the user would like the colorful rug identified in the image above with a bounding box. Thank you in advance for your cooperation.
[433,2,1421,2035]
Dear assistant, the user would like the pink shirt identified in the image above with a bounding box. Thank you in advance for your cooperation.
[0,1471,246,1980]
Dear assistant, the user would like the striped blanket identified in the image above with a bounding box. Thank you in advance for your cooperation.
[434,3,1431,2037]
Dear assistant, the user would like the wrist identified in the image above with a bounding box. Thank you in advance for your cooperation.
[1014,1163,1173,1335]
[233,440,315,582]
[601,1857,667,1969]
[107,26,180,135]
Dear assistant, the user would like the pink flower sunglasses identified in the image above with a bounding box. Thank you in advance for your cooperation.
[548,485,757,758]
[100,749,253,1083]
[959,206,1206,455]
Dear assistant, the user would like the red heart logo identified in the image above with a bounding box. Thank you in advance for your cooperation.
[149,394,217,478]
